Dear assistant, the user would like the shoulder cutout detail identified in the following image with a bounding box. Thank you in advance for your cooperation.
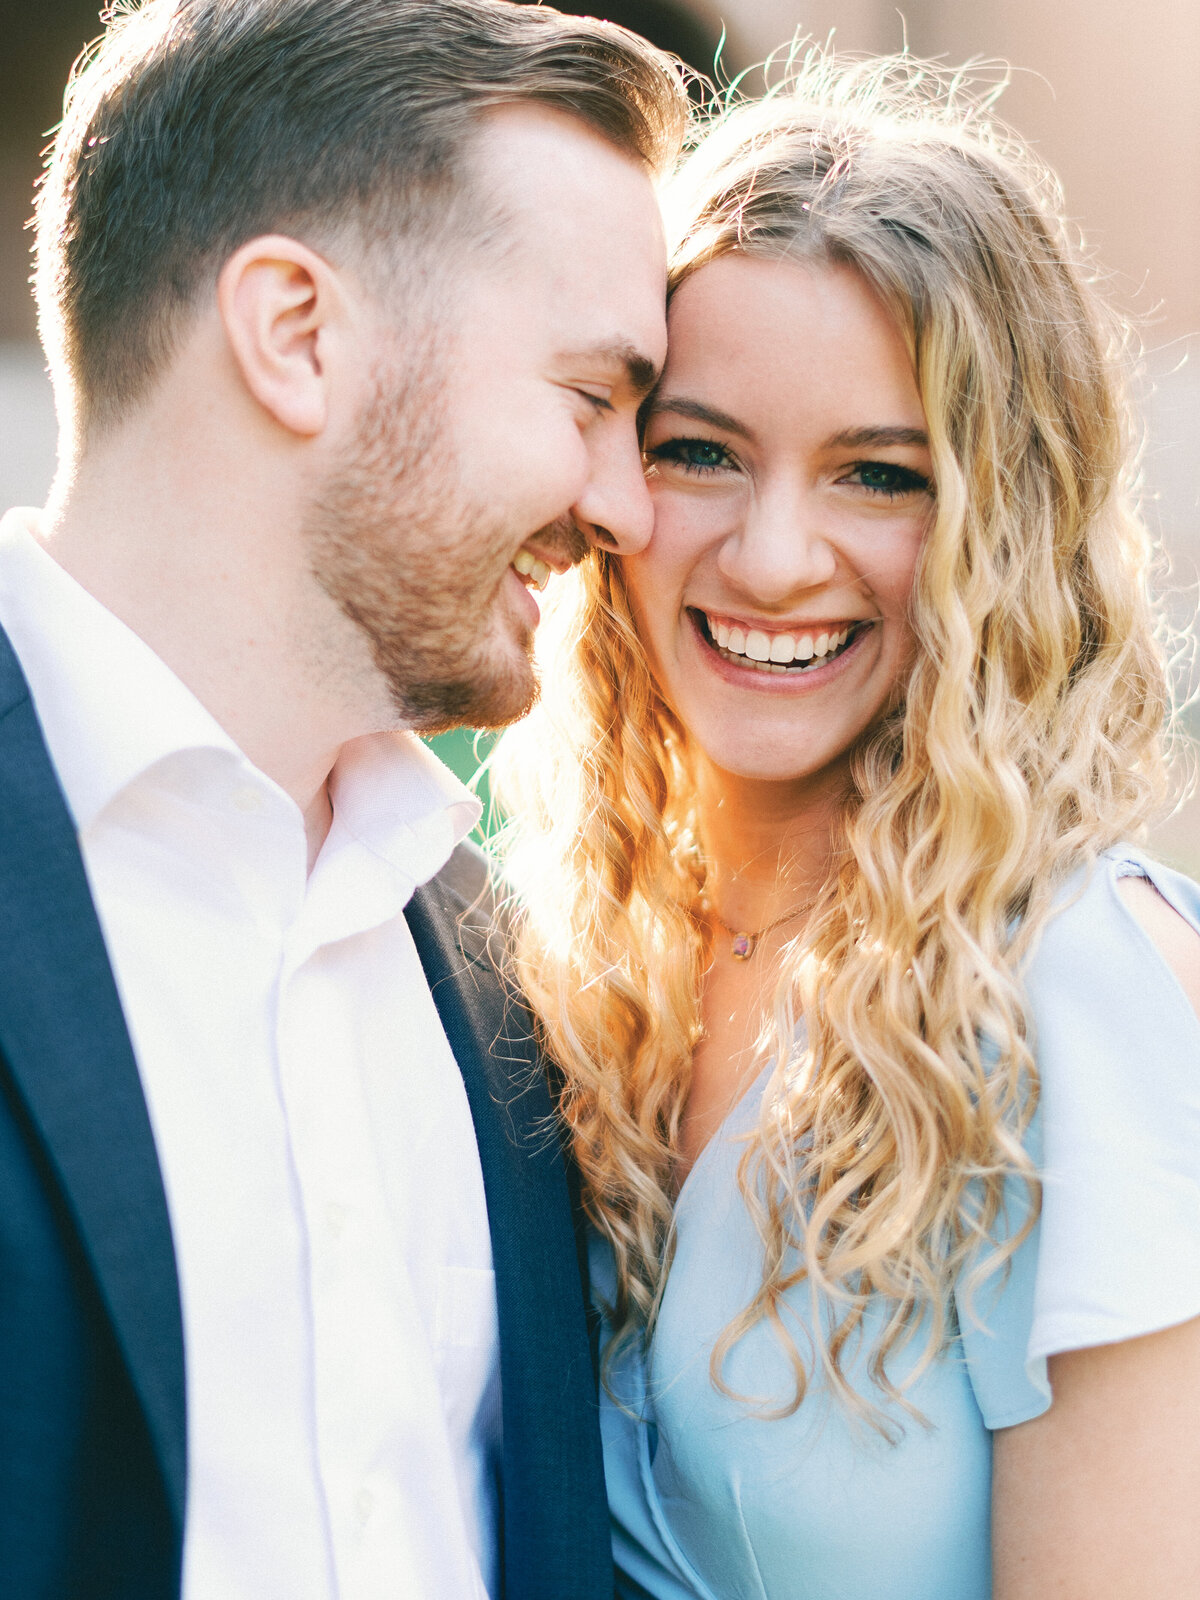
[1116,874,1200,1021]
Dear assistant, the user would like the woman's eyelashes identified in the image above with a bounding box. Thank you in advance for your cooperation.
[843,459,933,499]
[644,438,934,499]
[644,435,735,475]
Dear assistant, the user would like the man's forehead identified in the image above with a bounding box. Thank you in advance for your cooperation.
[471,102,642,191]
[454,108,668,382]
[468,104,664,257]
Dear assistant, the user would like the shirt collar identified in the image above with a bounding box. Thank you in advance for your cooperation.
[0,507,482,884]
[328,729,482,892]
[0,507,242,831]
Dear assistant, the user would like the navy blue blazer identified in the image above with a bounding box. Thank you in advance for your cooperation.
[0,622,612,1600]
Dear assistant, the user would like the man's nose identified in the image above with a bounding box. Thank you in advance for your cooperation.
[571,420,654,555]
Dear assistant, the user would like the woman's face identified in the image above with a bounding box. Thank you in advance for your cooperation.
[625,253,933,792]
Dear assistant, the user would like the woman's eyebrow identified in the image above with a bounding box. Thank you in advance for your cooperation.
[826,425,930,450]
[647,395,752,438]
[645,406,929,452]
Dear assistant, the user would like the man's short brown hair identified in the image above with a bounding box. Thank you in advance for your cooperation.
[35,0,688,432]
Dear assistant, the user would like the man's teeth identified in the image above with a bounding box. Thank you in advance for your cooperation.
[706,615,858,671]
[512,548,551,592]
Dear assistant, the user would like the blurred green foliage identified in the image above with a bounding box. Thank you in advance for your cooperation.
[424,728,500,837]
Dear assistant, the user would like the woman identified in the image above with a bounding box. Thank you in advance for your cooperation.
[493,54,1200,1599]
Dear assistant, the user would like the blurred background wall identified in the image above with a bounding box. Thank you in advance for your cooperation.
[1,0,1196,865]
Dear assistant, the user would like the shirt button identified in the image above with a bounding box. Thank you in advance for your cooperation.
[355,1487,374,1526]
[232,784,265,813]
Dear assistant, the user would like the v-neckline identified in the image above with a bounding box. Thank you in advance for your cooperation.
[672,1058,775,1214]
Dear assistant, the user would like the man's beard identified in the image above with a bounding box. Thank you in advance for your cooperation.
[304,358,561,733]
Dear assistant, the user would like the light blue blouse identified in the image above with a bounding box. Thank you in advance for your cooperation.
[594,848,1200,1600]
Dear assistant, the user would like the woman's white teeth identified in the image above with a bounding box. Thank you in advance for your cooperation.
[705,613,857,670]
[512,548,551,591]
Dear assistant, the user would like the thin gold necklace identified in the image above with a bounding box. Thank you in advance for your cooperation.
[701,895,816,961]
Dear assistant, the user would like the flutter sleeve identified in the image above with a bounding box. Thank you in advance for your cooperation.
[957,848,1200,1431]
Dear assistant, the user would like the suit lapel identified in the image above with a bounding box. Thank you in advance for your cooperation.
[0,628,186,1530]
[406,857,612,1600]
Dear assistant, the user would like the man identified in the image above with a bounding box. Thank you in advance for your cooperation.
[0,3,685,1596]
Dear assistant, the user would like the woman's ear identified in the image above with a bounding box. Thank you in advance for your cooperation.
[216,234,345,437]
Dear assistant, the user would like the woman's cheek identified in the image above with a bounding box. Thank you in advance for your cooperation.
[646,485,716,561]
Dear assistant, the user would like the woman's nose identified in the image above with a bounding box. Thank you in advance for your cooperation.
[717,485,839,601]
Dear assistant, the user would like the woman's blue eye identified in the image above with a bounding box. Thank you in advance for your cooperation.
[848,460,932,497]
[646,437,732,474]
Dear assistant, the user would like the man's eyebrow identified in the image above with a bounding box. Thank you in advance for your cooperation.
[646,396,751,437]
[565,342,660,399]
[826,425,930,450]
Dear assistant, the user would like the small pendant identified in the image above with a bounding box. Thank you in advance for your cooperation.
[730,931,755,961]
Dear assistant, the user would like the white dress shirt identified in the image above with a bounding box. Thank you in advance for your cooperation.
[0,507,500,1600]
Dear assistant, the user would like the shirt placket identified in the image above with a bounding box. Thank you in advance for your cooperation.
[274,921,481,1598]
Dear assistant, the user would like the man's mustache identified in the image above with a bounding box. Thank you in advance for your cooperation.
[534,515,593,568]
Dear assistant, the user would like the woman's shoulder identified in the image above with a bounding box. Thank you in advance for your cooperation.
[1015,847,1200,1375]
[1110,859,1200,1015]
[1026,844,1200,982]
[1020,845,1200,1107]
[960,847,1200,1432]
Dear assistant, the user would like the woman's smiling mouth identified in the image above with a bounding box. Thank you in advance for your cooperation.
[690,607,874,675]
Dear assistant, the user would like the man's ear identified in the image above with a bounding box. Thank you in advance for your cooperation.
[217,235,347,437]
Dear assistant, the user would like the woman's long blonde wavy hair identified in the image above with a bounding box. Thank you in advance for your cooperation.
[491,51,1172,1426]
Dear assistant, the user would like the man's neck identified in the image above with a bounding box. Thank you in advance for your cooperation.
[44,425,390,865]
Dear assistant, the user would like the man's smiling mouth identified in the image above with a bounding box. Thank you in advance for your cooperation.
[512,546,552,591]
[692,608,872,674]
